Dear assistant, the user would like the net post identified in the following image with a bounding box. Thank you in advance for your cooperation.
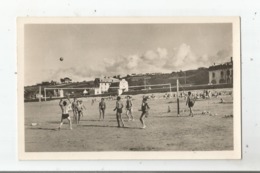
[39,86,41,102]
[44,88,46,101]
[177,79,180,116]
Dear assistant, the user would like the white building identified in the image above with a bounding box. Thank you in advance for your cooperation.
[98,77,120,93]
[208,57,233,85]
[91,77,129,95]
[59,89,64,98]
[92,77,120,95]
[110,79,129,95]
[119,79,129,92]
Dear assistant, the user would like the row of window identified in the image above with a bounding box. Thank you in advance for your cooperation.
[211,78,231,84]
[212,70,232,78]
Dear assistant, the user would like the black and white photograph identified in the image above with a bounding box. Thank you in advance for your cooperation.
[18,17,241,160]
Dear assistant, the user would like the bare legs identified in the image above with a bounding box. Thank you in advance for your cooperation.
[59,117,72,130]
[99,109,105,120]
[73,110,78,124]
[77,111,82,124]
[116,112,125,127]
[189,107,194,117]
[126,109,134,121]
[140,112,146,129]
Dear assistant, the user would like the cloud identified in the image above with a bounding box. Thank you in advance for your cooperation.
[164,43,198,70]
[47,44,232,82]
[46,66,104,82]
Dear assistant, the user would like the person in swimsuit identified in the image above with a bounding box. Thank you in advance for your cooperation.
[126,96,134,121]
[99,98,106,120]
[71,98,78,123]
[186,91,195,117]
[58,98,72,130]
[113,96,125,128]
[76,100,86,124]
[140,97,150,129]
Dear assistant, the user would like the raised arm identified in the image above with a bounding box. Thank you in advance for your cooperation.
[59,99,63,107]
[67,97,71,103]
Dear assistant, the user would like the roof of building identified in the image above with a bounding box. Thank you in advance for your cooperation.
[99,77,120,83]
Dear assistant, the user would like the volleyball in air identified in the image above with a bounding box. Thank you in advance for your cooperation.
[60,57,63,61]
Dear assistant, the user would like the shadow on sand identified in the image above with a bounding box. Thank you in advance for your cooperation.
[80,119,118,122]
[80,124,141,129]
[153,115,193,118]
[28,127,57,131]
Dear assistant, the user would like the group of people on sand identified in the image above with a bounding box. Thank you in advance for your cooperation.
[58,95,151,130]
[112,96,150,129]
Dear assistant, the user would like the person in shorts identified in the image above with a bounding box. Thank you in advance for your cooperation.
[140,97,150,129]
[186,91,195,117]
[113,96,125,128]
[58,98,72,130]
[76,99,86,124]
[99,98,106,120]
[126,96,134,121]
[71,97,78,123]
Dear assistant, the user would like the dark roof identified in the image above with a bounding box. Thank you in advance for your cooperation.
[110,82,120,87]
[208,62,233,71]
[99,77,120,83]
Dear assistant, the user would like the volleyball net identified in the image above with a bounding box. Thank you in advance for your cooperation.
[42,83,172,101]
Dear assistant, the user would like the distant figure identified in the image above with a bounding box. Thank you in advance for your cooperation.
[99,98,106,120]
[208,90,212,99]
[140,97,150,129]
[76,100,86,124]
[163,93,168,99]
[91,99,95,106]
[58,98,72,130]
[114,96,125,128]
[168,105,171,113]
[186,91,195,117]
[126,96,134,121]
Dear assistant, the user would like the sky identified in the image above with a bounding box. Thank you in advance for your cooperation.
[24,23,232,86]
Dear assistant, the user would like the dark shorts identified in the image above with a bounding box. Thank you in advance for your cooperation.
[117,108,123,114]
[188,102,194,107]
[62,114,70,119]
[142,111,149,116]
[142,111,149,115]
[100,108,105,112]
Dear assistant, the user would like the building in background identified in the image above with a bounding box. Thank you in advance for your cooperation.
[109,79,129,95]
[58,89,64,97]
[119,79,129,92]
[89,88,102,95]
[208,57,233,85]
[93,77,120,94]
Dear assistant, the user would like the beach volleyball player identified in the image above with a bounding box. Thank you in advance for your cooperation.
[58,97,73,130]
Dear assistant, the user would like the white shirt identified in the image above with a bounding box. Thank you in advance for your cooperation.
[60,102,71,114]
